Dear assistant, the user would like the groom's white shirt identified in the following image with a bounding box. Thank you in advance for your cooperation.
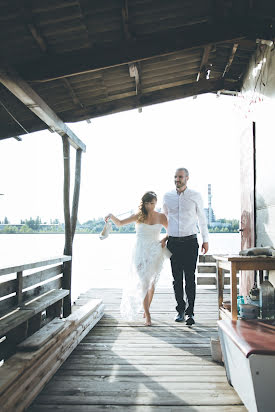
[163,188,209,242]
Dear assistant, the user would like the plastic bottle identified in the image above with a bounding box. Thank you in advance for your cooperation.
[259,271,275,319]
[237,295,245,315]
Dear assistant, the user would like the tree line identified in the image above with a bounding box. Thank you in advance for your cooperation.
[0,216,240,234]
[0,217,63,234]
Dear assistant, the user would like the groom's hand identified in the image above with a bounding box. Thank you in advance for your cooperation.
[201,242,209,254]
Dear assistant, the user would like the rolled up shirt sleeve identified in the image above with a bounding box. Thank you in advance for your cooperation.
[162,200,168,217]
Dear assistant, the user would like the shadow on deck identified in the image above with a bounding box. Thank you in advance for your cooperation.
[28,287,245,411]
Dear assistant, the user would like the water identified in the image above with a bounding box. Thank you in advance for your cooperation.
[0,233,240,301]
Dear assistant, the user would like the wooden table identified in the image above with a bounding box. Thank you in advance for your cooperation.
[213,255,275,320]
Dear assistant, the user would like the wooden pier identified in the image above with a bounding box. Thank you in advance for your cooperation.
[28,287,245,411]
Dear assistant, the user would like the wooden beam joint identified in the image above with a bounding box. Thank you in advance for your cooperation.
[0,65,86,152]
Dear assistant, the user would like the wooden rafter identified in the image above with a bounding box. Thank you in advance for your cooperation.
[122,0,131,41]
[57,79,239,122]
[196,45,212,81]
[23,7,83,118]
[129,63,141,94]
[122,0,142,112]
[20,1,48,53]
[27,23,47,52]
[22,3,85,112]
[129,62,142,112]
[222,43,239,77]
[62,78,84,109]
[14,18,259,82]
[0,66,86,151]
[76,0,94,47]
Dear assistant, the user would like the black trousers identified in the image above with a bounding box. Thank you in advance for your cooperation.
[167,236,199,317]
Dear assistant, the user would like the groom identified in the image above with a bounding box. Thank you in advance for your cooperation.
[162,168,209,325]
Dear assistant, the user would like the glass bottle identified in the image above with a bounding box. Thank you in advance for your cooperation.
[259,271,275,319]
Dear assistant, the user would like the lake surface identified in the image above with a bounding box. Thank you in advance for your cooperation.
[0,233,240,301]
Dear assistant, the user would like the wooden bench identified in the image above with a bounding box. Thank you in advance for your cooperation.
[17,318,65,351]
[0,256,71,361]
[218,319,275,412]
[0,299,104,411]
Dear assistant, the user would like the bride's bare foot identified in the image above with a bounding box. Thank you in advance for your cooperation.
[144,315,152,326]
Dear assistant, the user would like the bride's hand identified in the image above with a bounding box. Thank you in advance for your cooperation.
[105,213,112,222]
[160,238,167,248]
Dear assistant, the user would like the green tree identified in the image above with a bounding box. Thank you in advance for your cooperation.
[25,216,41,231]
[19,225,34,233]
[3,225,17,234]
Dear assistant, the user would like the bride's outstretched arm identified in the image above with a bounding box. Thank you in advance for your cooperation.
[105,213,137,227]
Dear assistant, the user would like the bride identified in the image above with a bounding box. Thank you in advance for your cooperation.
[105,191,171,326]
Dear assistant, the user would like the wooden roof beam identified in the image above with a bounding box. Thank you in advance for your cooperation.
[129,62,142,112]
[222,43,239,77]
[15,18,261,82]
[122,1,142,112]
[59,78,238,121]
[22,3,86,112]
[0,66,86,152]
[196,45,212,81]
[62,78,84,109]
[27,23,48,53]
[122,0,131,41]
[20,2,48,53]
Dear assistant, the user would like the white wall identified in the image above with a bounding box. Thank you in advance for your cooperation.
[241,42,275,286]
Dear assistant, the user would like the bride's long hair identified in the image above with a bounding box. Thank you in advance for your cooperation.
[137,191,157,223]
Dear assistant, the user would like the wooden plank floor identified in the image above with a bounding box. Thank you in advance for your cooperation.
[28,287,246,412]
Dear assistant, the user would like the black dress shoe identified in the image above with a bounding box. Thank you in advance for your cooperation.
[175,312,185,322]
[185,316,195,326]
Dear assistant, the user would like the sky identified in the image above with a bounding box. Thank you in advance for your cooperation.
[0,93,244,224]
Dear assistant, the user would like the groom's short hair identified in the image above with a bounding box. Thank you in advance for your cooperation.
[176,167,189,177]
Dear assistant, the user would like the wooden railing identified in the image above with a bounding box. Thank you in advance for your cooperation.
[0,256,71,361]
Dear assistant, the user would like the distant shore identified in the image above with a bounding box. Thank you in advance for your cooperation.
[0,229,239,234]
[1,217,239,235]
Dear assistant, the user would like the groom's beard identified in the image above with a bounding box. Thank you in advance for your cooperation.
[175,182,187,192]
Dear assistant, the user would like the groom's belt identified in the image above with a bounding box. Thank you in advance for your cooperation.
[169,234,197,241]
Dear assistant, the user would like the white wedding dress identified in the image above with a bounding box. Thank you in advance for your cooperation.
[120,223,172,320]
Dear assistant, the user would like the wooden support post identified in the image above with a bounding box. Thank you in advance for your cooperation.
[47,300,62,319]
[62,139,83,316]
[16,271,23,307]
[62,136,72,317]
[217,265,224,319]
[71,149,82,240]
[231,262,238,320]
